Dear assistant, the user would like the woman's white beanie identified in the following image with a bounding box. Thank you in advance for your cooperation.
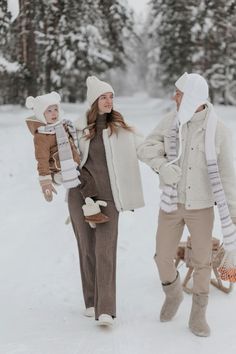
[86,76,114,107]
[25,91,61,123]
[175,72,209,125]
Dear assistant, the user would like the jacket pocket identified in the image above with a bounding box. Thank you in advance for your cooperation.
[196,143,207,168]
[197,142,220,165]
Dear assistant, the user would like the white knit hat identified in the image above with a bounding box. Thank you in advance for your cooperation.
[86,76,114,107]
[175,73,209,125]
[25,91,61,123]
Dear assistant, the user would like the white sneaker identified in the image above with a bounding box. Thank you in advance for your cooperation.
[97,314,113,327]
[84,307,95,317]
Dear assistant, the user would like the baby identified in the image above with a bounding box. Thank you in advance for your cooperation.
[25,92,109,225]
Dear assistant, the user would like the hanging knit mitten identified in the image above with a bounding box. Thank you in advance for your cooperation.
[82,197,110,224]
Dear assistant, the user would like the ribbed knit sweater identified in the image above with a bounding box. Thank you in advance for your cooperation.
[82,114,114,201]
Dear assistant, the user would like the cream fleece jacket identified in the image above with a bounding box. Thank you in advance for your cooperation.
[138,107,236,217]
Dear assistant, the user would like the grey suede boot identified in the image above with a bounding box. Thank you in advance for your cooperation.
[189,294,210,337]
[160,272,184,322]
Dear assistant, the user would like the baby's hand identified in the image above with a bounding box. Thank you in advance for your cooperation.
[40,179,57,202]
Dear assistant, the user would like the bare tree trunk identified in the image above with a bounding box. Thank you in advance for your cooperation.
[18,0,38,97]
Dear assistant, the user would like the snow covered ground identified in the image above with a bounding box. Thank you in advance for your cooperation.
[0,94,236,354]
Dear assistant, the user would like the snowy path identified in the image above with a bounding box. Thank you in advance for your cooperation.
[0,95,236,354]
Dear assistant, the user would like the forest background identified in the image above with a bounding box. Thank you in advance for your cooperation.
[0,0,236,106]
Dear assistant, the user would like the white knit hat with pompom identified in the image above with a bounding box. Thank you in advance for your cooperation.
[25,91,61,123]
[86,76,114,107]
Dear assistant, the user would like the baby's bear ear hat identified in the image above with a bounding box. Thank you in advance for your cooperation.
[25,96,35,109]
[25,92,61,123]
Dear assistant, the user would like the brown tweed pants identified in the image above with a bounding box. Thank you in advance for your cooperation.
[154,204,214,295]
[68,186,119,320]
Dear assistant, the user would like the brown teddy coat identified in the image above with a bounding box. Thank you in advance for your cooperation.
[26,116,80,178]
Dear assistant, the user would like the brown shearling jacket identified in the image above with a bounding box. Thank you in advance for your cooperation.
[26,116,80,178]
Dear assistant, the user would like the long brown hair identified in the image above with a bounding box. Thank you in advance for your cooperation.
[84,99,133,140]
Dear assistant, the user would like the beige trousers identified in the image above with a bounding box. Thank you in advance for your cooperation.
[154,204,214,295]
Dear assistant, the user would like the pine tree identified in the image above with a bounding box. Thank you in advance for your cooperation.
[207,0,235,104]
[38,0,136,101]
[98,0,135,68]
[145,0,236,102]
[192,0,236,103]
[143,2,163,96]
[37,0,64,93]
[0,0,11,52]
[0,0,20,104]
[158,0,196,88]
[3,0,136,102]
[16,0,38,97]
[58,0,115,101]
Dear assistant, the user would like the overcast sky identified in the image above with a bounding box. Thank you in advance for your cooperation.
[7,0,149,20]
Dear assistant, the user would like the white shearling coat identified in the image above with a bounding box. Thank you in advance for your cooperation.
[137,108,236,217]
[76,116,145,212]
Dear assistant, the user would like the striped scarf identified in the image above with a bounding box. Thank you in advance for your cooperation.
[205,106,236,252]
[160,103,236,280]
[38,120,80,189]
[205,105,236,281]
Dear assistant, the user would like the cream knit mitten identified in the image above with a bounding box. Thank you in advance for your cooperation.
[82,197,109,227]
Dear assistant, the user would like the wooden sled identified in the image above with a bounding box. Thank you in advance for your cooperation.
[175,236,234,294]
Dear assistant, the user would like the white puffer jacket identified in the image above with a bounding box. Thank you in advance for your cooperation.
[76,116,145,212]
